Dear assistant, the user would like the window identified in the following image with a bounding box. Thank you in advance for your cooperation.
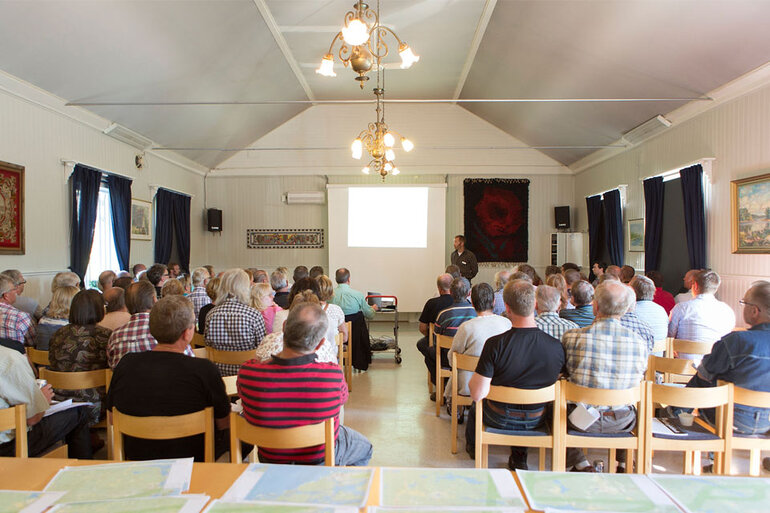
[84,185,121,289]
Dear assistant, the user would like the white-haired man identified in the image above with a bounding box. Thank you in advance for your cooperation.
[189,267,211,317]
[535,285,578,340]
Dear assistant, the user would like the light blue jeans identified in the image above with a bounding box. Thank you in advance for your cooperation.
[335,425,373,466]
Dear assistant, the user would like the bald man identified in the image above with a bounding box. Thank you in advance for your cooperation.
[98,287,131,331]
[416,274,455,398]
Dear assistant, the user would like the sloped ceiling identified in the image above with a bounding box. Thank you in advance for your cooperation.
[0,1,769,169]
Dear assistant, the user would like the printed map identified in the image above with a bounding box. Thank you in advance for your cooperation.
[651,475,770,513]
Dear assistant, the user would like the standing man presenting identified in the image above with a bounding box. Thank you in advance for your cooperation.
[451,235,478,283]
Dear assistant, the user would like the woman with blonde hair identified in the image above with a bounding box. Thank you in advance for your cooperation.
[316,275,348,348]
[250,282,282,335]
[546,273,572,311]
[204,269,266,376]
[35,285,79,350]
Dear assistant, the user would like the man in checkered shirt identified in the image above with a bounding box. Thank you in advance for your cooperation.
[562,280,649,472]
[535,284,579,340]
[107,280,194,368]
[188,267,211,317]
[0,275,36,349]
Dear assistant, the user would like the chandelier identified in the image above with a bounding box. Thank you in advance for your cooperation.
[316,1,419,88]
[351,71,413,180]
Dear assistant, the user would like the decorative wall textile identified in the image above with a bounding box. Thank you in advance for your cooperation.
[680,164,706,268]
[70,164,102,281]
[643,176,664,271]
[463,178,529,263]
[247,229,325,249]
[0,160,24,254]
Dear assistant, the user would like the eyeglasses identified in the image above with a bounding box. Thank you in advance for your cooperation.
[17,281,26,286]
[739,299,758,308]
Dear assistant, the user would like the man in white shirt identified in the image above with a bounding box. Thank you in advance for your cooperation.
[630,275,668,352]
[674,269,700,304]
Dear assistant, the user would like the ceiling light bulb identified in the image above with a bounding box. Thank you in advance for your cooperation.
[351,138,363,159]
[383,132,395,147]
[342,18,370,46]
[384,162,393,171]
[392,167,400,175]
[398,43,420,69]
[316,54,336,77]
[401,138,414,152]
[385,149,396,161]
[362,166,370,174]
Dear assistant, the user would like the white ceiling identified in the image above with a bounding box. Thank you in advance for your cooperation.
[1,0,769,169]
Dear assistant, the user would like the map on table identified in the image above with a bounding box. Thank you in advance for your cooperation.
[650,474,770,513]
[368,508,525,513]
[517,471,680,512]
[378,468,525,508]
[0,490,64,513]
[222,464,374,507]
[203,501,357,513]
[48,495,209,513]
[43,459,193,504]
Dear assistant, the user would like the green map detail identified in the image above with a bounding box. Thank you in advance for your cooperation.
[46,464,178,503]
[242,466,371,507]
[0,491,44,513]
[207,503,337,513]
[52,497,193,513]
[651,475,770,513]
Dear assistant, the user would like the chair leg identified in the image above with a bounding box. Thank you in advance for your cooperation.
[482,445,488,468]
[427,372,433,395]
[539,448,546,471]
[436,377,443,417]
[450,401,458,454]
[609,448,616,473]
[749,449,760,476]
[714,451,723,475]
[692,450,702,475]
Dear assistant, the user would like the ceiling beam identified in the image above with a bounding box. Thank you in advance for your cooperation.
[453,0,497,101]
[252,0,315,101]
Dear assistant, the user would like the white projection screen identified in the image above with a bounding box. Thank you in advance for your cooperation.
[327,184,447,312]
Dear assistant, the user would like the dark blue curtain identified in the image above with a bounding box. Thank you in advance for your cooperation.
[680,164,706,269]
[586,195,604,273]
[603,189,624,266]
[171,194,191,273]
[70,164,102,282]
[106,174,132,272]
[154,189,174,266]
[643,176,664,272]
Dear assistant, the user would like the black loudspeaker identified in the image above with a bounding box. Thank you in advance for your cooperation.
[207,208,222,232]
[555,206,570,229]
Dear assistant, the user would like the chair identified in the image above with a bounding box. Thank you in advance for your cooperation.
[643,381,731,475]
[229,412,334,465]
[651,338,668,356]
[645,355,697,384]
[222,375,238,397]
[192,347,208,359]
[0,404,27,457]
[343,321,352,390]
[721,382,770,476]
[191,332,206,348]
[450,352,478,454]
[435,332,453,417]
[206,347,257,367]
[559,381,646,474]
[669,338,714,359]
[26,347,49,367]
[427,323,435,396]
[475,382,562,470]
[112,406,215,462]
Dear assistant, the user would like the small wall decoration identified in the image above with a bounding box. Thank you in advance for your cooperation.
[732,172,770,253]
[0,160,24,254]
[627,218,645,252]
[247,229,324,249]
[131,199,152,240]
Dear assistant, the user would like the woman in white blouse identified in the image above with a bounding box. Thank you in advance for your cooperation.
[316,275,349,347]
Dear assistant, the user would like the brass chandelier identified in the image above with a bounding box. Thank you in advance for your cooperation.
[316,1,419,88]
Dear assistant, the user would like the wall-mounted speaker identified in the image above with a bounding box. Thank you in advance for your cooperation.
[555,206,570,229]
[207,208,222,232]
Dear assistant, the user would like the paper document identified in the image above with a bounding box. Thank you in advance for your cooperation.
[650,475,770,513]
[0,490,64,513]
[48,495,209,513]
[651,418,687,436]
[43,400,93,418]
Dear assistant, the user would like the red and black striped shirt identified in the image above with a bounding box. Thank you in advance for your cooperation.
[237,353,348,465]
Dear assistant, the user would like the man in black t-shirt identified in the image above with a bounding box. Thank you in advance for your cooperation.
[465,279,565,471]
[106,295,230,461]
[416,274,454,388]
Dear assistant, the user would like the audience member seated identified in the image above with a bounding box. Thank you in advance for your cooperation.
[49,290,110,426]
[620,265,635,284]
[668,270,735,359]
[559,281,595,327]
[618,285,655,353]
[591,261,607,286]
[465,280,565,470]
[42,272,80,317]
[0,345,92,458]
[416,273,454,361]
[445,265,462,280]
[97,270,115,292]
[316,275,348,350]
[535,285,578,339]
[605,265,621,280]
[544,265,561,278]
[132,263,146,280]
[561,262,580,274]
[204,265,216,279]
[167,262,181,279]
[254,270,269,284]
[330,268,377,319]
[0,275,36,350]
[161,279,185,298]
[205,269,266,376]
[446,283,511,415]
[562,281,649,472]
[272,277,320,333]
[189,267,211,317]
[98,288,132,332]
[197,276,219,334]
[510,271,532,283]
[309,266,324,279]
[113,276,133,291]
[293,265,309,284]
[106,295,231,461]
[238,302,372,466]
[516,264,542,286]
[675,269,700,304]
[250,283,282,335]
[492,270,511,315]
[2,269,41,320]
[646,270,676,315]
[35,286,78,350]
[546,273,571,311]
[630,276,668,349]
[271,269,290,309]
[146,263,169,297]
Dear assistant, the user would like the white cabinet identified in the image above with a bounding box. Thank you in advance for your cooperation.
[550,233,585,267]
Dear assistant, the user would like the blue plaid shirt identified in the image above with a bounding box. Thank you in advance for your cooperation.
[620,311,655,353]
[559,304,595,327]
[535,312,579,341]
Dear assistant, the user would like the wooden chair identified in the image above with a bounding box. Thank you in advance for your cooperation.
[559,381,646,474]
[645,355,697,384]
[26,347,49,367]
[222,375,238,397]
[643,381,731,475]
[669,338,714,359]
[0,404,27,457]
[229,412,334,465]
[721,382,770,476]
[191,332,206,348]
[450,352,479,454]
[343,321,352,390]
[206,347,257,367]
[476,382,563,471]
[427,323,435,395]
[651,338,668,356]
[112,406,215,462]
[192,347,208,359]
[435,332,453,417]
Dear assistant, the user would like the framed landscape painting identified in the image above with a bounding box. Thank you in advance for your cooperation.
[732,172,770,253]
[0,160,24,254]
[131,199,152,240]
[627,218,644,252]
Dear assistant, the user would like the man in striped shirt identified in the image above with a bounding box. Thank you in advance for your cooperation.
[535,284,578,340]
[237,302,372,466]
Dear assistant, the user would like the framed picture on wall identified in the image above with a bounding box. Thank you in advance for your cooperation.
[732,172,770,254]
[0,160,25,254]
[131,199,152,240]
[627,218,645,252]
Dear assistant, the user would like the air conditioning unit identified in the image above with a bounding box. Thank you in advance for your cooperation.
[283,191,326,205]
[103,123,153,150]
[621,115,672,146]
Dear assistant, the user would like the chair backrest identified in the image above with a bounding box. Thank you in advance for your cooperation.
[648,381,731,410]
[488,382,559,405]
[645,355,697,382]
[39,368,108,390]
[105,368,113,392]
[453,353,479,373]
[435,333,453,351]
[192,332,205,347]
[222,375,238,396]
[192,347,208,359]
[0,404,27,457]
[112,407,215,462]
[561,380,642,407]
[26,347,49,366]
[335,332,343,364]
[206,347,257,366]
[729,383,770,409]
[671,338,714,356]
[229,412,334,465]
